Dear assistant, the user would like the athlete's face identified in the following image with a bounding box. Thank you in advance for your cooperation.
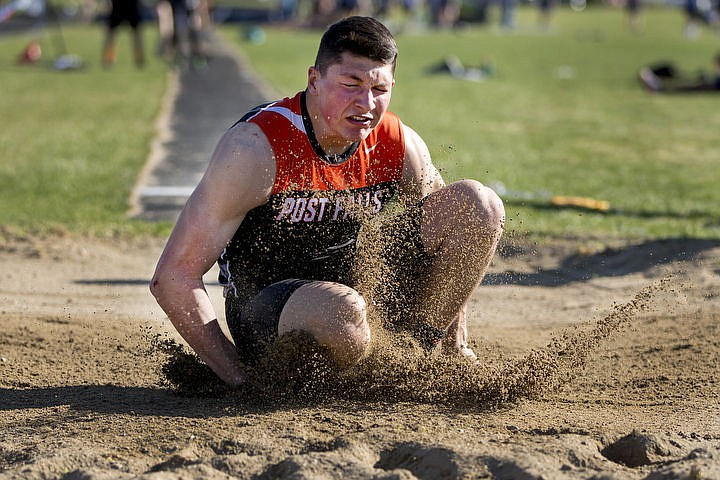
[307,52,395,154]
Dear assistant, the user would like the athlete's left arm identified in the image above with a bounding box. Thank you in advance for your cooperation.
[399,124,445,202]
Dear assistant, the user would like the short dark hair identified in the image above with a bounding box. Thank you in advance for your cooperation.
[314,16,398,75]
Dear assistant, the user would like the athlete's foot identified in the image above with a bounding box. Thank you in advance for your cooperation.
[438,308,480,364]
[437,341,480,365]
[459,344,479,364]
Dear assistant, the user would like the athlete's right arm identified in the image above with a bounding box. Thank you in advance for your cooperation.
[150,121,275,385]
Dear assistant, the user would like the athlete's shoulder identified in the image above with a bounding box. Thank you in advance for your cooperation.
[202,121,275,212]
[230,92,303,128]
[238,102,275,123]
[400,123,444,197]
[205,115,274,192]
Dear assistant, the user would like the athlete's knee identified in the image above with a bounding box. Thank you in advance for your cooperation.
[438,180,505,236]
[446,179,505,232]
[322,286,371,368]
[279,282,371,368]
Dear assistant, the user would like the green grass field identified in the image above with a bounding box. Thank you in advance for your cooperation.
[1,7,719,242]
[0,24,168,236]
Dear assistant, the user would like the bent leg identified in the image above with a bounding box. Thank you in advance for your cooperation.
[418,179,505,357]
[279,281,371,369]
[227,279,371,369]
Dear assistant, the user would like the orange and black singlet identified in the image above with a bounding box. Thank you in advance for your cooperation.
[218,91,406,301]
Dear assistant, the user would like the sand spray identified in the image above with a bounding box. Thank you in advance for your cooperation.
[153,205,670,406]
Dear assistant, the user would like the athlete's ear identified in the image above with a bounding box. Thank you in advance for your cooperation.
[307,66,320,94]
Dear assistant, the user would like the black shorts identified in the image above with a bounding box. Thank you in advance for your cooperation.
[108,0,141,29]
[226,278,311,366]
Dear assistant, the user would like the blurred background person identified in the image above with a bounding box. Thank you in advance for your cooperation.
[626,0,642,32]
[158,0,209,69]
[537,0,556,30]
[429,0,460,28]
[500,0,516,29]
[102,0,145,68]
[683,0,718,38]
[156,0,174,61]
[639,52,720,92]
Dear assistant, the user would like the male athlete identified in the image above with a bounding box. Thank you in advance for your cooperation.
[151,16,505,385]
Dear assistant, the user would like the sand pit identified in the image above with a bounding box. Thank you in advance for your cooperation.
[1,234,719,479]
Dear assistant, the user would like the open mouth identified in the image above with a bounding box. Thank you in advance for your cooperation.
[348,115,373,126]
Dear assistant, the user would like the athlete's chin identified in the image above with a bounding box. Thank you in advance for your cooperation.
[343,118,380,139]
[343,126,375,143]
